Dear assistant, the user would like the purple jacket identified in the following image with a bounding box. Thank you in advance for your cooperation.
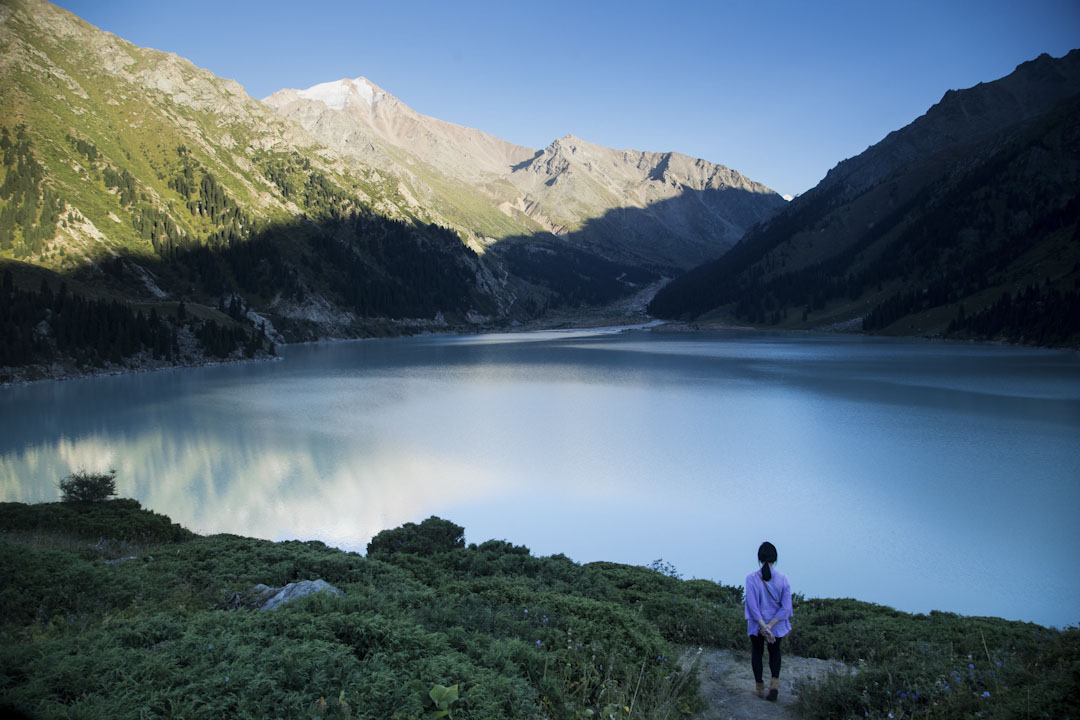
[744,569,793,637]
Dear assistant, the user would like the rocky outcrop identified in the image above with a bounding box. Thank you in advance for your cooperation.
[224,580,345,611]
[259,580,344,610]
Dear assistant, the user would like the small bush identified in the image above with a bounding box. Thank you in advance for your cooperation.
[58,470,117,502]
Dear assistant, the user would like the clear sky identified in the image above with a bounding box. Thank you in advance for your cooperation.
[54,0,1079,198]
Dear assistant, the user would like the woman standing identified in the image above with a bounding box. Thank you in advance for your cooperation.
[744,541,792,701]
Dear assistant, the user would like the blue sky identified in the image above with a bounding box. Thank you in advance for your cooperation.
[56,0,1079,197]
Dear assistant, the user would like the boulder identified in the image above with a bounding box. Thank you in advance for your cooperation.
[259,579,344,611]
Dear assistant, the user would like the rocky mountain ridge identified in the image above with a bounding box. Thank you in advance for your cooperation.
[265,78,786,271]
[813,50,1080,204]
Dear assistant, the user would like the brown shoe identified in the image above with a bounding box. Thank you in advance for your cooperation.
[766,677,779,702]
[755,681,764,698]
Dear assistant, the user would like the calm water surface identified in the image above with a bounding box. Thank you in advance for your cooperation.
[2,329,1078,628]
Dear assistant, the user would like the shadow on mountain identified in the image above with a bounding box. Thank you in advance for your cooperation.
[648,90,1080,347]
[0,209,498,375]
[508,149,544,172]
[1,180,782,375]
[483,184,786,313]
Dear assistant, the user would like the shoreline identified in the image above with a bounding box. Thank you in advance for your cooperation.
[0,350,282,389]
[5,314,1077,389]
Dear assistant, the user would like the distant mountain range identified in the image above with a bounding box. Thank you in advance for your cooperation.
[650,49,1080,346]
[265,77,785,271]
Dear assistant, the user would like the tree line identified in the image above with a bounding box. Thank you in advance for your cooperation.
[945,283,1080,346]
[0,125,63,257]
[0,268,272,370]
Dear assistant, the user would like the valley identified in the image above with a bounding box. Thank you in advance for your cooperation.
[1,0,1078,379]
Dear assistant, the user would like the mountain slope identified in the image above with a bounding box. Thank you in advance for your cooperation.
[502,135,783,270]
[265,79,786,271]
[649,50,1080,346]
[264,77,541,242]
[0,0,519,379]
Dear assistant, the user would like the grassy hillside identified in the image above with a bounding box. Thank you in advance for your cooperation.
[0,500,1075,719]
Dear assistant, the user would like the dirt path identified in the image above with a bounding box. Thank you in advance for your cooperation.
[682,647,846,720]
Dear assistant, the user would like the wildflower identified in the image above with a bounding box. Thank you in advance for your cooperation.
[982,691,991,698]
[995,660,1002,667]
[536,640,541,646]
[524,609,528,614]
[944,685,950,690]
[968,663,974,669]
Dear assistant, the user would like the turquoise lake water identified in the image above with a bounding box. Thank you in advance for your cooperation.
[3,328,1078,627]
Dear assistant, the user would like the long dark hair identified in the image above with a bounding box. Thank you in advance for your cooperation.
[758,541,777,581]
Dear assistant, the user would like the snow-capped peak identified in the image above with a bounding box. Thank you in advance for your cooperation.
[296,77,384,110]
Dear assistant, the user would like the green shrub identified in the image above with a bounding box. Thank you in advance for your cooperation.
[58,470,117,503]
[1,503,1072,720]
[367,516,465,557]
[789,599,1080,720]
[0,499,193,545]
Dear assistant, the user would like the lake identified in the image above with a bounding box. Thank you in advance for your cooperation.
[2,328,1078,628]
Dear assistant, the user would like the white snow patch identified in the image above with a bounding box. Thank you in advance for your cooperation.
[297,77,379,110]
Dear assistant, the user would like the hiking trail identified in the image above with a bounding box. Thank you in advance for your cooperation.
[684,647,847,720]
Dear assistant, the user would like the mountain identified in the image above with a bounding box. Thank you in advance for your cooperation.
[650,49,1080,346]
[264,79,786,271]
[0,0,518,379]
[0,0,790,379]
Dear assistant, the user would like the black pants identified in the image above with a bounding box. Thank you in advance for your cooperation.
[750,634,782,681]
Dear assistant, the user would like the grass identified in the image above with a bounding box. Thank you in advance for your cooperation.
[0,501,1076,719]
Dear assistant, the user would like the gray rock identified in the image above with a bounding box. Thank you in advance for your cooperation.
[259,579,344,611]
